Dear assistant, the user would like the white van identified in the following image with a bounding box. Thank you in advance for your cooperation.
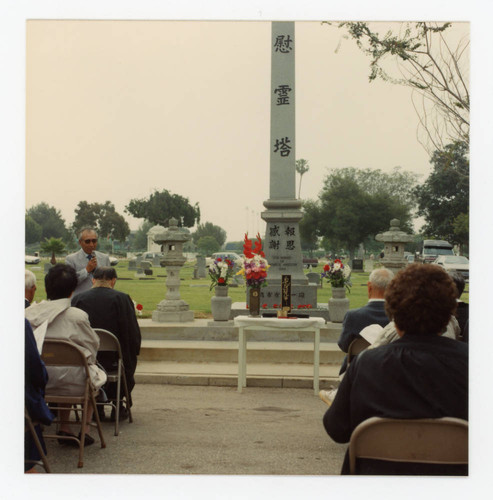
[415,240,454,264]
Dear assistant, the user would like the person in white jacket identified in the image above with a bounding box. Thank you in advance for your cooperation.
[25,264,107,446]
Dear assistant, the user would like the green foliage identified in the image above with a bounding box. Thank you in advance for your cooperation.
[128,220,154,252]
[125,189,200,228]
[25,215,42,244]
[72,201,130,241]
[314,167,417,259]
[192,222,227,248]
[414,141,469,246]
[26,202,69,241]
[299,200,320,255]
[196,236,220,256]
[224,241,243,252]
[40,237,66,263]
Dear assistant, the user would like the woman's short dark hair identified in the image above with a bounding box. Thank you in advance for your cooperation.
[384,263,457,336]
[45,264,78,300]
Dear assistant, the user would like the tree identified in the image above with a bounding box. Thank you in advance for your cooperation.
[130,220,154,252]
[25,215,42,244]
[26,202,69,241]
[299,200,320,255]
[331,22,469,156]
[414,141,469,247]
[296,158,310,199]
[40,237,66,265]
[72,201,130,241]
[313,167,418,260]
[453,213,469,255]
[196,236,220,256]
[192,222,227,248]
[125,189,200,228]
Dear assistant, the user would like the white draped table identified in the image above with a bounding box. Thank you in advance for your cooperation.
[233,316,326,394]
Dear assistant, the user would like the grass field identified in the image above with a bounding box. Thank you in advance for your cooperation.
[26,258,469,319]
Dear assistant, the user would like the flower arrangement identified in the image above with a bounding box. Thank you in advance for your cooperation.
[321,259,352,291]
[236,233,269,287]
[209,256,235,290]
[133,301,144,316]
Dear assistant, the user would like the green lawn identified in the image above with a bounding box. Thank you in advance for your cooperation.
[26,259,468,319]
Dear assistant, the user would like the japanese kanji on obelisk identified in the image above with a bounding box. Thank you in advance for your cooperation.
[260,22,316,309]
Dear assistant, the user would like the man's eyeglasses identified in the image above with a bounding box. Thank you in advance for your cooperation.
[83,239,98,244]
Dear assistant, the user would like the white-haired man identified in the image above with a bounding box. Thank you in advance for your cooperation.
[65,228,110,296]
[25,269,37,308]
[319,267,394,405]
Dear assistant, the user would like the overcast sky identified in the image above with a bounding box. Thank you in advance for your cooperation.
[25,19,468,241]
[2,1,493,497]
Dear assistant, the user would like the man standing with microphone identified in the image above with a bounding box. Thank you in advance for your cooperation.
[65,228,111,296]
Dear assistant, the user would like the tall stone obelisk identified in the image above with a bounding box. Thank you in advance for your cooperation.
[260,22,316,309]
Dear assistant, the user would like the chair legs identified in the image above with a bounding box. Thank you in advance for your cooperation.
[25,409,52,473]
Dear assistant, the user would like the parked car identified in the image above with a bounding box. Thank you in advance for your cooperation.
[433,255,469,281]
[142,252,164,261]
[109,256,119,266]
[25,255,40,265]
[405,254,415,264]
[206,252,242,268]
[303,257,319,269]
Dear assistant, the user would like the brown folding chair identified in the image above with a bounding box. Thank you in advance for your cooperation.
[349,416,468,474]
[347,337,370,366]
[41,339,106,468]
[94,328,133,436]
[25,407,51,473]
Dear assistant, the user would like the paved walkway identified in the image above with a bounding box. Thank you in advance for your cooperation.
[43,383,346,475]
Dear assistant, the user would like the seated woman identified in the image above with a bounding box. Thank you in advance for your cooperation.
[25,264,107,446]
[322,263,468,475]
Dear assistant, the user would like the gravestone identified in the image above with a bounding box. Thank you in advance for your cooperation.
[140,260,152,271]
[136,255,143,266]
[259,22,316,309]
[352,259,364,272]
[44,263,53,273]
[196,255,207,278]
[128,259,137,270]
[306,272,321,287]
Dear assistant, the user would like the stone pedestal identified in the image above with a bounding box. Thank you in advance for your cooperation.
[328,287,350,323]
[210,286,232,321]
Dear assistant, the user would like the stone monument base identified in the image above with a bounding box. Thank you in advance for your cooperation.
[252,284,318,309]
[152,310,195,323]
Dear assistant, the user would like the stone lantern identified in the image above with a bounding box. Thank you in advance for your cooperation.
[152,217,194,322]
[375,219,413,273]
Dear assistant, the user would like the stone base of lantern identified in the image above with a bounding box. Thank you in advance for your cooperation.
[152,310,195,322]
[152,299,194,323]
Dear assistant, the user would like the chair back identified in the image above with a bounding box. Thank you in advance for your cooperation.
[349,416,468,474]
[347,337,370,365]
[41,339,89,371]
[94,328,122,357]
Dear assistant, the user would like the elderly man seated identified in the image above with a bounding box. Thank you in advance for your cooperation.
[322,263,468,475]
[72,266,141,421]
[25,264,106,446]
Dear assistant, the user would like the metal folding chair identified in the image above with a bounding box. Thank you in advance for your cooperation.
[347,337,370,366]
[41,339,106,468]
[94,328,133,436]
[25,407,51,473]
[349,416,468,474]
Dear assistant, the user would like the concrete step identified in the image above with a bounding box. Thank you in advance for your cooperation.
[138,318,342,342]
[135,360,341,390]
[140,339,345,364]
